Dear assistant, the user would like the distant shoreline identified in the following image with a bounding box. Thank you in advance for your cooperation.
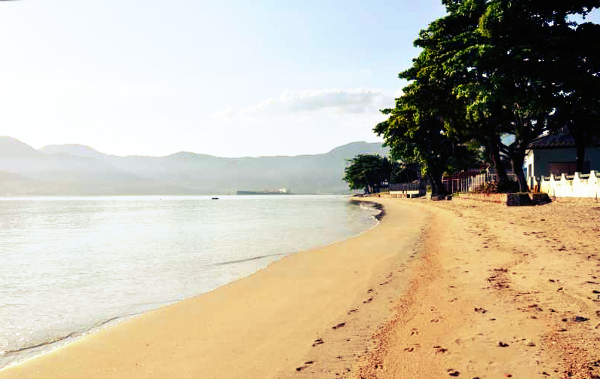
[0,137,389,196]
[0,193,349,199]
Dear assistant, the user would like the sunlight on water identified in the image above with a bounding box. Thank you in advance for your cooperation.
[0,195,378,368]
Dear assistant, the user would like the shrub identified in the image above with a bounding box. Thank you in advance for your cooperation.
[473,179,520,193]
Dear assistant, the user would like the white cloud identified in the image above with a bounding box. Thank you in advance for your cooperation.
[214,88,392,120]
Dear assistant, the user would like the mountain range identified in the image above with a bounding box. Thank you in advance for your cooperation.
[0,137,389,195]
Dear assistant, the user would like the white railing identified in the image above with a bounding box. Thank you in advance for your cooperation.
[540,171,600,198]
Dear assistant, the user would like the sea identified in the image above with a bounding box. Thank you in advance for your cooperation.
[0,195,380,369]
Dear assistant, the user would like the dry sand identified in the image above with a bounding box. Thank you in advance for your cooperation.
[356,197,600,379]
[0,199,430,379]
[2,197,600,379]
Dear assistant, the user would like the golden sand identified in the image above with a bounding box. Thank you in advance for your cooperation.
[3,197,599,379]
[356,198,600,379]
[0,199,428,379]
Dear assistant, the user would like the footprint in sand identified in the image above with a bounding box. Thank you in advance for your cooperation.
[332,322,346,330]
[404,343,420,352]
[573,316,589,322]
[296,361,315,371]
[312,338,324,347]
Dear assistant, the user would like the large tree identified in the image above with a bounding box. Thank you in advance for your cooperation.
[465,0,600,189]
[381,0,600,192]
[374,1,484,195]
[472,0,579,190]
[343,154,394,193]
[547,15,600,172]
[410,0,514,183]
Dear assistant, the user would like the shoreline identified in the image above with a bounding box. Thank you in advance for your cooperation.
[0,198,383,372]
[4,197,599,378]
[0,198,428,378]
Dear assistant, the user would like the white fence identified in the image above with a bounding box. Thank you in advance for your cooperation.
[539,171,600,198]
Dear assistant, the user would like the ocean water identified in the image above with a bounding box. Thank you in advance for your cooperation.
[0,195,379,368]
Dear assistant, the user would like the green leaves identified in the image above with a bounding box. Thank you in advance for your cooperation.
[377,0,600,192]
[343,154,394,193]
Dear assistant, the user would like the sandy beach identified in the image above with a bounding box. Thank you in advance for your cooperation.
[2,197,600,379]
[357,197,600,379]
[0,199,429,379]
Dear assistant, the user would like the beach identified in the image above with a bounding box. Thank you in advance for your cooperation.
[2,197,600,378]
[357,197,600,379]
[0,199,429,379]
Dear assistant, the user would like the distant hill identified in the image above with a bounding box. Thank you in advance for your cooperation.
[0,137,389,195]
[39,144,107,160]
[0,136,41,158]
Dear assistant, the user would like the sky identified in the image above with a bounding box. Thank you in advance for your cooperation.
[0,1,597,158]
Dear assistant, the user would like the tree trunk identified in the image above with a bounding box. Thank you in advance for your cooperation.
[510,153,528,193]
[568,124,588,174]
[428,174,437,195]
[433,175,448,195]
[430,171,447,196]
[488,135,508,182]
[576,144,586,174]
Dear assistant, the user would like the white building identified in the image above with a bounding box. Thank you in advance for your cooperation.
[525,133,600,180]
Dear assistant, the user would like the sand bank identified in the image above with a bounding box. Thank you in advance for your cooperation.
[356,198,600,379]
[0,199,430,379]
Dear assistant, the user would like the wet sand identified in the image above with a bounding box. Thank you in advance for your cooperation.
[0,199,430,379]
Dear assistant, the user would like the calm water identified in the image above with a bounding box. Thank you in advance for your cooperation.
[0,195,378,368]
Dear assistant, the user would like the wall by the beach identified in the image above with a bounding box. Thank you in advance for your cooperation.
[540,171,600,199]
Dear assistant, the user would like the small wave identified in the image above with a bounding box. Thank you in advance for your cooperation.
[1,310,142,361]
[213,252,291,266]
[349,199,385,220]
[1,332,77,356]
[91,316,122,329]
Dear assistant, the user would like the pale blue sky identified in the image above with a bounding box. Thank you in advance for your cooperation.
[0,1,597,157]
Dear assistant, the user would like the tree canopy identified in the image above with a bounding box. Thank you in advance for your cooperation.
[376,0,600,193]
[343,154,394,193]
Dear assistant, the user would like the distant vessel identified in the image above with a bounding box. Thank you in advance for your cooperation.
[237,188,291,195]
